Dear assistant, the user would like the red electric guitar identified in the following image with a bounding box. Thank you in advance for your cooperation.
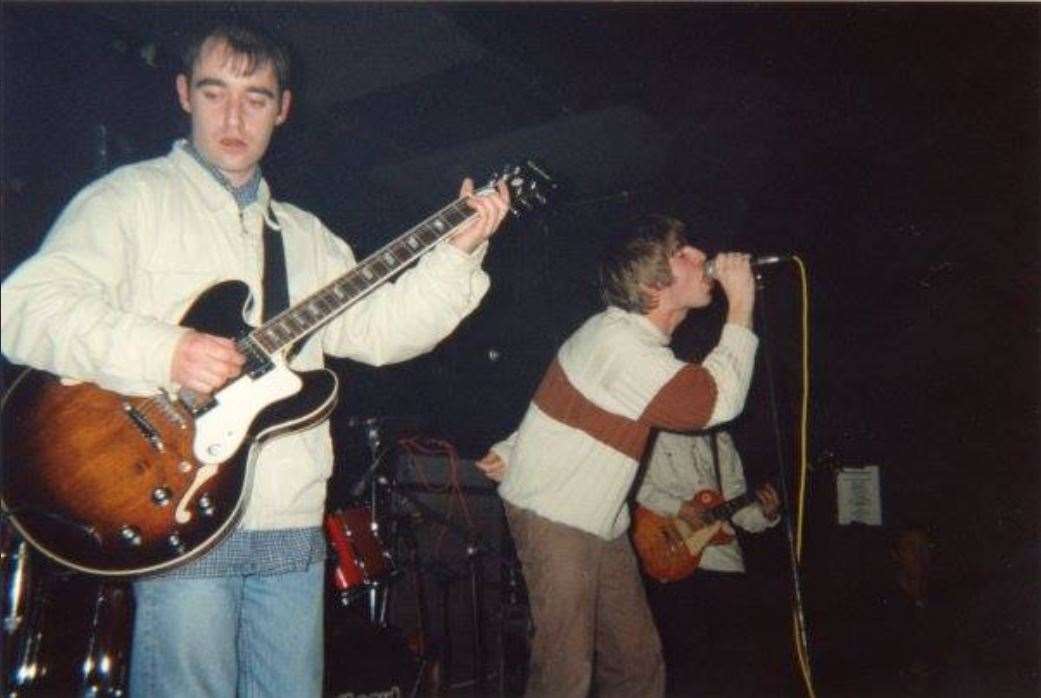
[631,488,758,583]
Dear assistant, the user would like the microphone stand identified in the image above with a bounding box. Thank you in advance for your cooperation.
[754,271,815,681]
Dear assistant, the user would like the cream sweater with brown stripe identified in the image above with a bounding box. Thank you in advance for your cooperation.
[494,307,758,540]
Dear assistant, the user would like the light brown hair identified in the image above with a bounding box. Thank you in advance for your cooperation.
[600,214,687,313]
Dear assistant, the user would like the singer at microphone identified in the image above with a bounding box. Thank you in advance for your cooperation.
[705,254,790,279]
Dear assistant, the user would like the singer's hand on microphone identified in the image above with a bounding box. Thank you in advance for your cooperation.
[709,252,755,329]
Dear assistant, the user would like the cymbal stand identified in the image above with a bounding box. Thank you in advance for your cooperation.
[337,419,397,627]
[366,421,388,626]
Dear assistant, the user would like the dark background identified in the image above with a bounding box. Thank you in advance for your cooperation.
[2,3,1038,696]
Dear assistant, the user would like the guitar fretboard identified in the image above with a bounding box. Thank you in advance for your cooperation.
[703,492,756,524]
[246,197,479,357]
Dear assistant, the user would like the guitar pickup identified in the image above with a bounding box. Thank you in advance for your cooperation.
[246,359,274,380]
[238,336,274,379]
[122,402,164,452]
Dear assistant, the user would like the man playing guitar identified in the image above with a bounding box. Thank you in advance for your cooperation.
[635,429,780,697]
[1,19,510,698]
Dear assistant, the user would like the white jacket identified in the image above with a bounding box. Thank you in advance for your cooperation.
[1,141,491,529]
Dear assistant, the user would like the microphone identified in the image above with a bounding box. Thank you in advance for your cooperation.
[705,254,789,279]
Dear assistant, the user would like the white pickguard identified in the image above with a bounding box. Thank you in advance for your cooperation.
[192,359,302,465]
[674,519,725,557]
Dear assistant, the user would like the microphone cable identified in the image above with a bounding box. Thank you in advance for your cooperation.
[756,254,817,698]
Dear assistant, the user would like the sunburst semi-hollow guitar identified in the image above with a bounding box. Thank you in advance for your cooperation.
[632,488,757,583]
[1,162,554,576]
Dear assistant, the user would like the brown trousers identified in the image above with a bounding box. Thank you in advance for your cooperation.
[504,502,665,698]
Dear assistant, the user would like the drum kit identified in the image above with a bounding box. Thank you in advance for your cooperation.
[2,417,528,698]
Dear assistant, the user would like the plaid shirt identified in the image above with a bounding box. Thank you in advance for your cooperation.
[154,526,327,579]
[182,141,262,209]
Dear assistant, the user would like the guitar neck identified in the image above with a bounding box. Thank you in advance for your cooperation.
[703,492,756,524]
[246,195,480,357]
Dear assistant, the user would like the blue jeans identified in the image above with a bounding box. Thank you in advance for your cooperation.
[129,561,324,698]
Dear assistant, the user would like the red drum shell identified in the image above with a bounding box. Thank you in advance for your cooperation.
[324,507,393,591]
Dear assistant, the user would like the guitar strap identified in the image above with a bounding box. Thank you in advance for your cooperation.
[261,206,290,322]
[709,430,723,492]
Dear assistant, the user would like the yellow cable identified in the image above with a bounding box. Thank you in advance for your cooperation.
[788,255,816,697]
[793,255,810,562]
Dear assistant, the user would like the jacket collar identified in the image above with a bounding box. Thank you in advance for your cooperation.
[169,139,271,215]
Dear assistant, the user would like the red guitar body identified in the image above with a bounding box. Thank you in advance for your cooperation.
[631,489,736,583]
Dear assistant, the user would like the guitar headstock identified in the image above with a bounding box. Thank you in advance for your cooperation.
[486,160,557,216]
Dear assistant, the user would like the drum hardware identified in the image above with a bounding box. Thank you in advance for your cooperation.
[329,417,404,627]
[3,534,33,692]
[496,534,531,697]
[390,497,442,697]
[325,417,424,697]
[497,597,531,698]
[2,525,133,697]
[329,418,534,696]
[79,583,133,696]
[323,602,421,698]
[333,420,498,694]
[324,506,400,627]
[3,534,31,635]
[383,481,503,695]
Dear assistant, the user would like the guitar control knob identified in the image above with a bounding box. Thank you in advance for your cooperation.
[119,525,142,547]
[168,532,185,553]
[197,494,216,517]
[152,487,172,506]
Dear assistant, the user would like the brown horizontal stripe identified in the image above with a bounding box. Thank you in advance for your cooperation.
[532,359,650,461]
[639,364,717,430]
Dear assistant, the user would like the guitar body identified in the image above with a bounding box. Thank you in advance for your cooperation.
[0,280,338,576]
[631,489,735,583]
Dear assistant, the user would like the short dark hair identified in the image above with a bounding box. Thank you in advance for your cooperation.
[181,22,291,94]
[600,214,688,313]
